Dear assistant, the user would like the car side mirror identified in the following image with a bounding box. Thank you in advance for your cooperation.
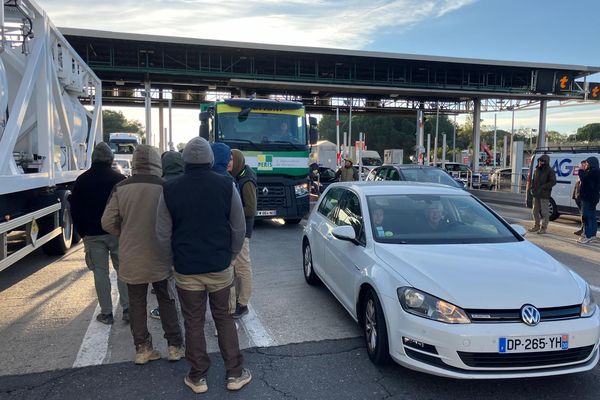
[332,225,357,242]
[511,224,527,237]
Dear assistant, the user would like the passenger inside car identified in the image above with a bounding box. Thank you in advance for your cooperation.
[424,201,452,231]
[371,207,394,238]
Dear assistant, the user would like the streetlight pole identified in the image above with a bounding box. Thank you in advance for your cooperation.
[453,114,457,163]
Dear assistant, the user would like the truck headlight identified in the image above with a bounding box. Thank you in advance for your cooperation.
[581,285,597,317]
[398,287,470,324]
[294,183,309,197]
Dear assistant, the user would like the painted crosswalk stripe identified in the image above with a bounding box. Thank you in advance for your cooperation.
[239,304,277,348]
[73,270,120,368]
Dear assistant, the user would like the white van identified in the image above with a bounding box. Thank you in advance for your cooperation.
[525,147,600,220]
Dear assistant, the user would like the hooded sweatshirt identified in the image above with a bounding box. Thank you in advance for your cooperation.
[579,156,600,205]
[530,154,556,199]
[161,151,184,181]
[231,149,257,238]
[211,142,233,177]
[101,145,173,284]
[155,137,245,275]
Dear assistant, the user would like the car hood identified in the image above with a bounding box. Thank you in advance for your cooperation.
[374,241,583,309]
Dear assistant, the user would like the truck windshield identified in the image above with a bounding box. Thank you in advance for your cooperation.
[109,141,137,154]
[217,112,306,147]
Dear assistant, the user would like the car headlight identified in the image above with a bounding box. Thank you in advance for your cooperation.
[581,285,597,317]
[294,183,309,197]
[397,287,470,324]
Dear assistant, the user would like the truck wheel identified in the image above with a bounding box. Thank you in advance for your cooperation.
[286,218,302,225]
[548,197,559,221]
[42,190,73,255]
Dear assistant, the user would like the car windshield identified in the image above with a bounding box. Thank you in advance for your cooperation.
[367,194,520,244]
[400,168,461,188]
[216,112,306,147]
[362,157,382,166]
[115,160,129,168]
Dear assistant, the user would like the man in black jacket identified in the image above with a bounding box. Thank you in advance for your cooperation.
[577,156,600,244]
[70,142,129,325]
[155,137,250,394]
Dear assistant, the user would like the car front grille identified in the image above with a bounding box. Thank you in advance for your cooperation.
[257,185,286,208]
[458,345,595,368]
[465,305,581,323]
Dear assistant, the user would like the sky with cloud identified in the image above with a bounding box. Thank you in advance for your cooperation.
[38,0,600,144]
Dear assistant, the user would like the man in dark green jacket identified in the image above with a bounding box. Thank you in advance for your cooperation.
[529,154,556,234]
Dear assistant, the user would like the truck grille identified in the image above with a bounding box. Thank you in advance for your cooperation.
[257,185,286,208]
[457,346,595,368]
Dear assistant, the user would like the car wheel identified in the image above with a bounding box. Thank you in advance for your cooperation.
[363,289,390,365]
[303,241,321,285]
[549,197,559,221]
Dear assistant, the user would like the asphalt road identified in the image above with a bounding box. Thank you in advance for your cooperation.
[1,199,599,399]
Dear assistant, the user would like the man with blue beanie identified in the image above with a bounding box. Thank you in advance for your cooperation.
[211,143,233,178]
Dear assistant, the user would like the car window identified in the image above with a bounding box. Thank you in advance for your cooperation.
[388,168,400,181]
[366,169,378,181]
[320,168,336,180]
[366,194,520,244]
[375,168,388,181]
[318,187,344,221]
[336,191,366,245]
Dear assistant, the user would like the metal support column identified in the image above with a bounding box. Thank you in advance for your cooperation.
[144,81,152,146]
[472,100,481,173]
[537,100,547,149]
[158,95,164,152]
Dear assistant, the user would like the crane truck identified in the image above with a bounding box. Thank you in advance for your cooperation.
[0,0,103,272]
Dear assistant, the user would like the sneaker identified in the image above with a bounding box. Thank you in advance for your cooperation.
[122,308,129,322]
[574,229,584,236]
[149,308,161,320]
[227,368,252,391]
[134,344,161,365]
[536,229,547,235]
[96,313,114,325]
[168,345,184,361]
[184,375,208,394]
[577,236,592,244]
[527,226,540,233]
[233,303,249,319]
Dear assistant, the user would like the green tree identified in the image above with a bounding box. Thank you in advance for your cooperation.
[102,110,144,143]
[575,123,600,142]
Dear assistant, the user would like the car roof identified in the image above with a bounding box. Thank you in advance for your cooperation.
[326,181,469,196]
[380,164,440,170]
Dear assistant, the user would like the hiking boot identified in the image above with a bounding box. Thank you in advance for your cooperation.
[149,308,161,320]
[168,345,184,362]
[574,228,584,236]
[184,375,208,394]
[122,308,130,322]
[577,236,592,244]
[96,313,114,325]
[233,303,248,319]
[227,368,252,391]
[134,343,161,365]
[536,229,547,235]
[527,226,540,233]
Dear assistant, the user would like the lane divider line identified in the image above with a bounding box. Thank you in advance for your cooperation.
[239,304,277,348]
[73,270,120,368]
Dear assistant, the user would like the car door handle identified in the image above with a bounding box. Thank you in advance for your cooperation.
[325,233,334,241]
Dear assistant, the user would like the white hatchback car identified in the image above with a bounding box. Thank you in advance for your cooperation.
[302,181,600,378]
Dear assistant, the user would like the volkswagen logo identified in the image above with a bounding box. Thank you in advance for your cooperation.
[262,187,269,195]
[521,304,541,326]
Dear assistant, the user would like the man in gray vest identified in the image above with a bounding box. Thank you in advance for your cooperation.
[156,137,250,394]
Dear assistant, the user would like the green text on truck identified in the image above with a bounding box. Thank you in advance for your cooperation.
[200,98,318,224]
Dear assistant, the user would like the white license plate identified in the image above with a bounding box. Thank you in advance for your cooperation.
[499,334,569,353]
[256,210,277,216]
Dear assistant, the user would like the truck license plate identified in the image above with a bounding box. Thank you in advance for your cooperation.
[499,334,569,353]
[257,210,277,216]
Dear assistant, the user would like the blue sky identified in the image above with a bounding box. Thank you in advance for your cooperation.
[39,0,600,144]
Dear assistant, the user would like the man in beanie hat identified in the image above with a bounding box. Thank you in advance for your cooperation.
[102,145,184,365]
[70,142,129,325]
[528,154,556,234]
[230,149,257,319]
[335,158,359,181]
[156,137,251,393]
[211,142,234,179]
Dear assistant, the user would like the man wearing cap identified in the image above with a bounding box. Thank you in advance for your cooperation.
[70,142,129,325]
[156,137,251,393]
[335,158,359,182]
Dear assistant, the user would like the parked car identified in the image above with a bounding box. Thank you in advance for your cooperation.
[311,166,338,194]
[437,162,490,189]
[113,158,132,177]
[111,161,125,175]
[365,165,464,189]
[489,167,529,190]
[302,181,599,378]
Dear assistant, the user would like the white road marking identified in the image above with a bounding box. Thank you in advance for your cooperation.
[239,304,277,348]
[73,270,120,368]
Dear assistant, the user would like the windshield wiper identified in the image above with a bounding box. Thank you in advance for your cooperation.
[270,140,302,150]
[222,138,259,150]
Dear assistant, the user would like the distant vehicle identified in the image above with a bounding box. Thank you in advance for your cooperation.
[311,166,338,194]
[437,162,489,189]
[111,161,125,176]
[303,181,599,377]
[109,132,140,161]
[366,165,464,189]
[360,150,382,170]
[113,158,132,177]
[489,167,528,191]
[525,147,600,221]
[384,149,404,165]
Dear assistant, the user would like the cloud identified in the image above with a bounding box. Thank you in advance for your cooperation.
[39,0,477,49]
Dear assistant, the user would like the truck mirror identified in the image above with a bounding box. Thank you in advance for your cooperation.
[199,111,209,122]
[309,127,318,145]
[199,123,209,139]
[308,116,318,126]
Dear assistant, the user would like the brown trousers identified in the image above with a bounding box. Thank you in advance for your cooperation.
[127,279,183,348]
[177,282,243,380]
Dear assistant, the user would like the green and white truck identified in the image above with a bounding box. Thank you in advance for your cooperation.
[200,98,318,224]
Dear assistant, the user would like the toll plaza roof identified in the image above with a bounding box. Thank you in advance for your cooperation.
[61,27,600,111]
